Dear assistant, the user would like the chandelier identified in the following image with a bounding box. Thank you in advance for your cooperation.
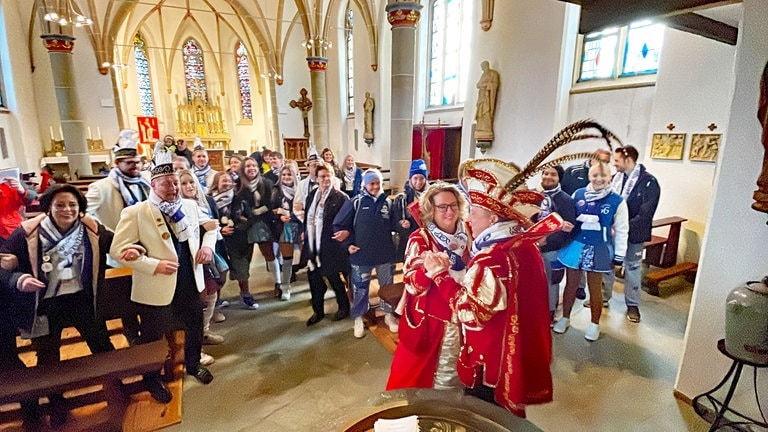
[41,0,93,27]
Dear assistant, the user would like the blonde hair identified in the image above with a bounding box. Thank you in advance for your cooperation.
[419,181,468,226]
[177,169,211,212]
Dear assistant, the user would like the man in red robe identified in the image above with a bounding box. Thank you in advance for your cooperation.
[422,158,561,417]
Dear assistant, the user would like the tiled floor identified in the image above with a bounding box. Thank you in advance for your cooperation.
[165,261,712,431]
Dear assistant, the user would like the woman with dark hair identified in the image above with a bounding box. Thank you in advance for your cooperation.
[321,148,343,180]
[0,184,118,365]
[233,157,279,307]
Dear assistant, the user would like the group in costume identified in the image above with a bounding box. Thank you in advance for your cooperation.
[0,118,662,425]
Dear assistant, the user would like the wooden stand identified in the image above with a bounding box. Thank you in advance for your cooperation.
[642,216,698,295]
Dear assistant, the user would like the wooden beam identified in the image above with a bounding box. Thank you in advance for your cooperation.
[662,12,738,45]
[556,0,740,34]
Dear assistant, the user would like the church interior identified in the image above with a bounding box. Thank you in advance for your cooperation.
[1,0,768,430]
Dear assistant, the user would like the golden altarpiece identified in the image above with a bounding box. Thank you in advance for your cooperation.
[175,96,231,171]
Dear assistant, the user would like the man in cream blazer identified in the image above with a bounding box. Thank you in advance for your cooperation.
[110,146,217,403]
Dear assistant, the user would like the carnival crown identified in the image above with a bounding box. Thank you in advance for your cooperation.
[461,119,622,228]
[151,141,175,179]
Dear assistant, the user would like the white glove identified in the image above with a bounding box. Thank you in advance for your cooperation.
[252,206,268,216]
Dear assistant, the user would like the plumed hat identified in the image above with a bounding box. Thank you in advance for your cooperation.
[305,146,319,165]
[113,129,140,160]
[192,137,206,153]
[151,141,175,179]
[461,119,622,228]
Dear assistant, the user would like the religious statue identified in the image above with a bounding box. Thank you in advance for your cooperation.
[363,92,375,144]
[474,60,500,143]
[290,88,313,138]
[753,61,768,214]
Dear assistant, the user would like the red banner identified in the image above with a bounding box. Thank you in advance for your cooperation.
[137,116,159,144]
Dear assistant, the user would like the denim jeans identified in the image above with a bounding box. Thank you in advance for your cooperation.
[541,251,561,313]
[603,241,645,307]
[350,263,394,318]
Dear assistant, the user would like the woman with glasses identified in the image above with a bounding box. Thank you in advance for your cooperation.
[386,182,470,391]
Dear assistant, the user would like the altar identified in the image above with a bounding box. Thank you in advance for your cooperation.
[175,96,231,150]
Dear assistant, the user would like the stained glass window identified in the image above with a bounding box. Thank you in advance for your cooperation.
[622,21,664,76]
[133,33,155,116]
[578,20,663,82]
[345,5,354,115]
[183,39,207,103]
[428,0,467,107]
[579,27,619,81]
[236,42,252,120]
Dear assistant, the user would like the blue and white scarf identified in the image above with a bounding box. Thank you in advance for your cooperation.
[109,167,149,206]
[194,164,212,191]
[611,164,641,199]
[471,220,524,258]
[150,190,193,242]
[40,217,85,298]
[427,221,469,278]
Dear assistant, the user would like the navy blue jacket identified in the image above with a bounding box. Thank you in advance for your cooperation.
[537,188,577,253]
[616,164,660,244]
[561,160,590,196]
[333,192,396,266]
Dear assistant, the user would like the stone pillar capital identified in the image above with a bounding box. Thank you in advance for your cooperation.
[307,57,328,72]
[386,2,423,28]
[41,34,75,53]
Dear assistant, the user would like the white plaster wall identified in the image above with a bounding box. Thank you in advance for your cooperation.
[275,23,312,152]
[643,28,736,263]
[675,0,768,404]
[71,37,118,148]
[460,0,569,167]
[0,0,43,173]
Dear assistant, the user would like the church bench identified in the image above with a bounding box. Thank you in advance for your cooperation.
[0,340,168,431]
[641,216,698,296]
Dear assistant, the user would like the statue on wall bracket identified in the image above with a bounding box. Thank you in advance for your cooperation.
[474,60,499,154]
[363,92,375,145]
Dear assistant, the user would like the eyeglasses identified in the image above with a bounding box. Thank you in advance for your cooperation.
[435,203,459,213]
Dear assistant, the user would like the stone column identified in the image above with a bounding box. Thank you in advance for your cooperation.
[305,39,330,151]
[386,2,422,193]
[42,34,92,177]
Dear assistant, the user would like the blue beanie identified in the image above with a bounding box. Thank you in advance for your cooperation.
[409,159,428,179]
[362,168,383,188]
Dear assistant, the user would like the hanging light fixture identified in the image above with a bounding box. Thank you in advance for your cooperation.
[41,0,93,27]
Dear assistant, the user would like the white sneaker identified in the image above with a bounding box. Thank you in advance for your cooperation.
[552,317,570,334]
[213,311,226,323]
[384,313,399,333]
[200,352,215,366]
[203,331,224,345]
[281,288,291,301]
[353,317,365,338]
[585,323,600,342]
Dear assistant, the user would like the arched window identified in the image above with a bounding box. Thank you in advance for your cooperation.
[345,5,354,115]
[183,39,207,103]
[427,0,468,107]
[235,42,252,120]
[133,33,155,116]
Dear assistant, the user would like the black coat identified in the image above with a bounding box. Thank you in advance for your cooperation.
[302,188,349,276]
[538,189,577,253]
[618,165,660,244]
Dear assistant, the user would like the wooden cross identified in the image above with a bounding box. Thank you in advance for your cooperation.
[289,88,313,138]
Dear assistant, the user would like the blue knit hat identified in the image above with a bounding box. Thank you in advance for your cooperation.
[409,159,428,179]
[362,168,383,188]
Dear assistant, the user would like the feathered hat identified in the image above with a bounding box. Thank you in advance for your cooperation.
[151,141,175,179]
[113,129,140,160]
[461,119,622,229]
[192,137,206,153]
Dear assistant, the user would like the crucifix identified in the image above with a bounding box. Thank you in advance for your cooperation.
[290,88,313,138]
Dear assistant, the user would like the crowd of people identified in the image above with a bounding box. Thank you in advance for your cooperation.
[0,122,661,425]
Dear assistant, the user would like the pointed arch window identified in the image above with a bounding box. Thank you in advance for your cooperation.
[235,42,253,120]
[183,39,208,103]
[427,0,469,107]
[133,33,155,116]
[345,5,354,115]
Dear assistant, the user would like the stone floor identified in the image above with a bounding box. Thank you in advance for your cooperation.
[165,259,713,431]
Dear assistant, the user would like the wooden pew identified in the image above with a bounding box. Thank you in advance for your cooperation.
[0,340,167,432]
[642,216,698,295]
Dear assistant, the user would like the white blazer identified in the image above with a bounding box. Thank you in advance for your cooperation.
[109,199,217,306]
[85,177,127,231]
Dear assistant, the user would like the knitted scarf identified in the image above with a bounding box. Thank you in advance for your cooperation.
[109,167,149,206]
[611,164,641,199]
[40,217,85,298]
[538,183,562,218]
[343,164,358,191]
[471,220,524,258]
[426,221,469,278]
[149,190,193,242]
[194,164,212,190]
[306,187,332,265]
